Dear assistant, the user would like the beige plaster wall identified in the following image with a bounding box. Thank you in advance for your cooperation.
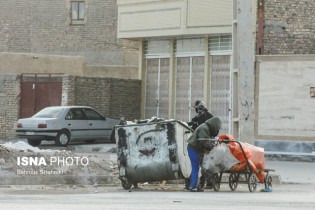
[0,53,85,75]
[84,65,138,79]
[255,55,315,141]
[0,52,139,79]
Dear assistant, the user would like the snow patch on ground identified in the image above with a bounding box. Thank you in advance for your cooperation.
[0,140,119,185]
[1,141,54,153]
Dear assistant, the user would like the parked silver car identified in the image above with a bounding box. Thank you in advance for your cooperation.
[16,106,121,146]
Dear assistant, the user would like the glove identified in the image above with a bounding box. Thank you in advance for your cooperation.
[204,142,214,152]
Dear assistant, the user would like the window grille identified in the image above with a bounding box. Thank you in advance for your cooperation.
[144,40,169,57]
[209,35,232,54]
[175,38,204,56]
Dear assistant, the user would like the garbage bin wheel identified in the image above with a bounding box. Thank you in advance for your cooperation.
[248,173,258,192]
[213,173,221,192]
[121,178,132,190]
[229,172,239,191]
[264,174,272,190]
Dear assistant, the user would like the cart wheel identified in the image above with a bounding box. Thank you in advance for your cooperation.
[213,173,221,192]
[229,172,239,191]
[121,178,132,190]
[248,173,258,192]
[264,174,272,190]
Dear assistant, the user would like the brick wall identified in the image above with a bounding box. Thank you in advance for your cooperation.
[110,79,142,120]
[66,76,141,121]
[264,0,315,54]
[0,74,140,140]
[0,0,138,66]
[73,76,111,116]
[0,75,20,139]
[61,75,76,106]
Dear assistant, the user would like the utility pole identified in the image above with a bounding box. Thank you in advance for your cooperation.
[232,0,256,143]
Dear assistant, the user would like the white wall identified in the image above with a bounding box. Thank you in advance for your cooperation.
[256,55,315,141]
[117,0,232,38]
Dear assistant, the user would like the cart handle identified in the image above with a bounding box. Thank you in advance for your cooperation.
[198,138,254,174]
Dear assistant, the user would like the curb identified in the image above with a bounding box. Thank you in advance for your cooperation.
[1,173,282,186]
[1,175,120,185]
[265,153,315,162]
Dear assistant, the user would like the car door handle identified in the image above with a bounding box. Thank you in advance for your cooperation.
[89,123,93,126]
[68,123,71,126]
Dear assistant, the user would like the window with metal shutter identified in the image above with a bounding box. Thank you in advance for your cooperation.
[175,38,205,122]
[144,40,170,119]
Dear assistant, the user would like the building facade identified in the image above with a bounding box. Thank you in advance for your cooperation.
[118,0,234,135]
[0,0,139,78]
[0,0,141,140]
[118,0,315,149]
[255,0,315,149]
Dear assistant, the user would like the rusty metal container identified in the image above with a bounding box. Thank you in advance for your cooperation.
[115,119,192,189]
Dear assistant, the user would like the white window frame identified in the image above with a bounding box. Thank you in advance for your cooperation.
[71,1,85,25]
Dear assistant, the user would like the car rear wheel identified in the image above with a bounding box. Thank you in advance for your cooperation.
[27,139,42,147]
[55,130,70,146]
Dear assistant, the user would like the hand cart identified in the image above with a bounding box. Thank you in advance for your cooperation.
[204,139,275,193]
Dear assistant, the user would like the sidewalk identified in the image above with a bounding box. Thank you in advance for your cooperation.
[265,160,315,184]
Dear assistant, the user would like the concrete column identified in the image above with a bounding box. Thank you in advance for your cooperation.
[168,39,176,119]
[204,36,211,110]
[139,40,146,119]
[233,0,256,143]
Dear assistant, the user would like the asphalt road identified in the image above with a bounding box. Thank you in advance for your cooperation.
[0,183,315,210]
[1,140,315,209]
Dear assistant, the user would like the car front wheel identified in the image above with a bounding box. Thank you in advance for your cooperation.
[27,139,42,147]
[55,130,70,146]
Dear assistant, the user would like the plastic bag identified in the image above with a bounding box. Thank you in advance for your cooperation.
[228,142,265,182]
[201,143,240,173]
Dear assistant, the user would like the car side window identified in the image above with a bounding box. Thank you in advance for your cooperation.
[84,108,104,120]
[65,109,85,120]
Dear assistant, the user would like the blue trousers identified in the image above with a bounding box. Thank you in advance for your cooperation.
[187,145,200,189]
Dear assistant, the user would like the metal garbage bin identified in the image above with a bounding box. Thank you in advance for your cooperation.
[115,119,192,189]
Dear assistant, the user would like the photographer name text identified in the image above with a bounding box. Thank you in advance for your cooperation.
[17,169,64,175]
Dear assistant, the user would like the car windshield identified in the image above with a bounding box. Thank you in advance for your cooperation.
[33,107,64,118]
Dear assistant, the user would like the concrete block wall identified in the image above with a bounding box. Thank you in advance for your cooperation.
[0,74,141,140]
[110,79,141,120]
[0,0,139,67]
[61,75,76,106]
[264,0,315,54]
[0,75,20,139]
[73,76,112,117]
[65,76,141,121]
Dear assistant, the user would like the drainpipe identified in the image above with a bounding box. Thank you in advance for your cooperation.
[257,0,264,55]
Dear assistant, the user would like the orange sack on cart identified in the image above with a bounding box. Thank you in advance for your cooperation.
[218,134,265,183]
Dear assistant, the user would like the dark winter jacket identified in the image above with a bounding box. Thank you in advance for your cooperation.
[187,117,222,154]
[188,111,214,130]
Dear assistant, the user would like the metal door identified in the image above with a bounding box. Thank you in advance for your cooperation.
[20,74,62,118]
